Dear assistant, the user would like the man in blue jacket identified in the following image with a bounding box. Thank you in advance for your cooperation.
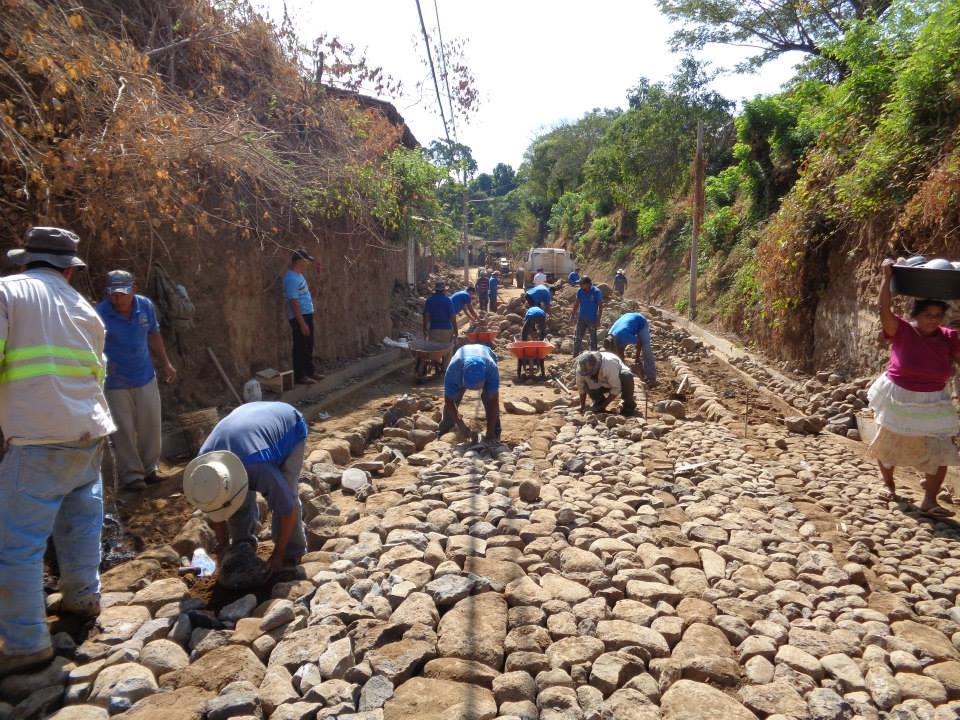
[184,402,308,573]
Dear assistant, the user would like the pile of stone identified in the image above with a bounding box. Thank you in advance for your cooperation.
[730,356,875,440]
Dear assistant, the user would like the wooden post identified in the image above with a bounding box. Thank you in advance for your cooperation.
[689,121,704,320]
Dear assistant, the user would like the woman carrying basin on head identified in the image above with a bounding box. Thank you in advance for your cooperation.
[867,258,960,515]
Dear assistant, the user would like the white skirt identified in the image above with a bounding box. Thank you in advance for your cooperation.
[866,374,960,473]
[867,374,959,436]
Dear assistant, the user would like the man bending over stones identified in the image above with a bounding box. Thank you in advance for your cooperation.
[575,350,637,417]
[184,401,307,577]
[437,344,501,441]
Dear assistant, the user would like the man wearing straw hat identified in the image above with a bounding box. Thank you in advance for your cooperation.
[0,227,114,676]
[183,401,308,574]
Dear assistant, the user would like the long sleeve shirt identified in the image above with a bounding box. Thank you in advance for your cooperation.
[0,269,115,444]
[576,352,631,398]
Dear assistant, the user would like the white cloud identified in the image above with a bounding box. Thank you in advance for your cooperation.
[260,0,800,171]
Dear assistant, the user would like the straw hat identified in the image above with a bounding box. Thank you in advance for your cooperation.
[183,450,249,522]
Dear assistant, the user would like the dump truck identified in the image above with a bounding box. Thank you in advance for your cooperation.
[521,248,576,288]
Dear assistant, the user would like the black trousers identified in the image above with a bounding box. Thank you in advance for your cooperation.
[521,315,547,341]
[290,313,315,380]
[587,371,636,415]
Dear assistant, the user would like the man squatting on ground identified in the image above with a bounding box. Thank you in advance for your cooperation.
[575,350,638,417]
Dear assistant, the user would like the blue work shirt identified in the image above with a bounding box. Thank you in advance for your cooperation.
[526,284,551,308]
[488,276,498,296]
[576,286,602,322]
[609,312,656,382]
[444,344,500,398]
[200,402,308,517]
[451,291,473,314]
[524,306,546,320]
[423,292,455,330]
[568,271,580,285]
[283,269,314,320]
[97,295,160,391]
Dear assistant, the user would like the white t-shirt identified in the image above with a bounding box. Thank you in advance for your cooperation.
[533,272,547,285]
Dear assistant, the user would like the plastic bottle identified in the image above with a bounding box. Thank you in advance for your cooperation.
[242,379,262,403]
[191,548,216,576]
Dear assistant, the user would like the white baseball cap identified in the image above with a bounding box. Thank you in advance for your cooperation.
[183,450,249,522]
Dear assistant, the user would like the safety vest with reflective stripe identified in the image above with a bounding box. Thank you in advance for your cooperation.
[0,269,115,445]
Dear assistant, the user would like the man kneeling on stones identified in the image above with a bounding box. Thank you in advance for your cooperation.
[437,344,501,441]
[184,401,307,575]
[575,350,637,417]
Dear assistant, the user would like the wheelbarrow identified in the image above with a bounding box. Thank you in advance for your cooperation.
[465,330,498,347]
[507,341,554,381]
[410,339,451,383]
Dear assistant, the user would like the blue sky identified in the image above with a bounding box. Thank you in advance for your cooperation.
[262,1,801,172]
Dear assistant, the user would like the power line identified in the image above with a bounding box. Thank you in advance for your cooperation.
[432,0,457,140]
[414,0,450,142]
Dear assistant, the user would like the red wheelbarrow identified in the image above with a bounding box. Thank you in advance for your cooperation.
[507,341,554,381]
[465,330,498,345]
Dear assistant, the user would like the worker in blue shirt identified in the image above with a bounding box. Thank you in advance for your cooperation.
[437,344,501,441]
[522,306,547,341]
[283,249,318,385]
[184,402,308,573]
[451,287,480,323]
[568,268,581,285]
[606,312,657,386]
[488,272,499,311]
[97,270,177,491]
[524,283,552,312]
[423,282,457,343]
[570,276,603,356]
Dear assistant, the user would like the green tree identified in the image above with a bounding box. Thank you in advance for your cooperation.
[520,109,620,234]
[655,0,891,72]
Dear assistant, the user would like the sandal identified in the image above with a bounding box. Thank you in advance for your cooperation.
[919,505,953,518]
[878,490,900,502]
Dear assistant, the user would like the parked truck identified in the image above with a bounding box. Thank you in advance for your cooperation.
[521,247,576,288]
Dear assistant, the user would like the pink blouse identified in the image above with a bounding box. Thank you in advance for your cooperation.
[885,316,960,392]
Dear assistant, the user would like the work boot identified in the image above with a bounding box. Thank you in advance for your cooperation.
[0,646,53,677]
[61,594,101,618]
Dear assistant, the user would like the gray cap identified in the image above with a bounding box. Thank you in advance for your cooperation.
[576,351,603,376]
[106,269,134,294]
[7,227,85,268]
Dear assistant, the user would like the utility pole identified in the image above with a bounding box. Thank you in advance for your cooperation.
[462,179,470,284]
[689,121,704,320]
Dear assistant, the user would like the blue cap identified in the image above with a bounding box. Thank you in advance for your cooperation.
[106,269,134,294]
[462,358,486,390]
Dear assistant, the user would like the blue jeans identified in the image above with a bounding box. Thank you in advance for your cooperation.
[227,441,306,560]
[0,440,104,655]
[573,318,598,356]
